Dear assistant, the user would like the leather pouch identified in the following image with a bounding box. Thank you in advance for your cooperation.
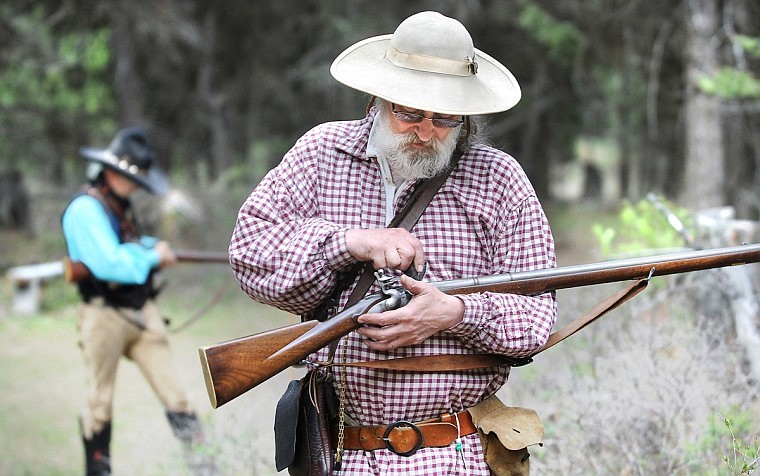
[468,395,544,476]
[274,370,338,475]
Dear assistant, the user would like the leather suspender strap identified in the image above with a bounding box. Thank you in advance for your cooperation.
[315,147,464,358]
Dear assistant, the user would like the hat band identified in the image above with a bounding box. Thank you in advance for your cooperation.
[385,45,477,77]
[103,151,143,176]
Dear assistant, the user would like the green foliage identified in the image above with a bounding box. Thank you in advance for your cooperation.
[591,196,694,257]
[0,5,115,169]
[721,414,759,475]
[39,279,80,314]
[698,35,760,100]
[734,35,760,59]
[685,408,759,475]
[517,2,586,61]
[698,68,760,100]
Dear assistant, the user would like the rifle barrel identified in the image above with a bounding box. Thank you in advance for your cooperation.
[433,243,760,295]
[64,250,228,282]
[174,250,229,263]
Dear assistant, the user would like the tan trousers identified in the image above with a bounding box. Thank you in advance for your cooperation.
[78,299,192,438]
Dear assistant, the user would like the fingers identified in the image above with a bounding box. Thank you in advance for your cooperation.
[345,228,425,271]
[356,313,413,351]
[155,241,177,268]
[413,252,425,274]
[356,277,465,351]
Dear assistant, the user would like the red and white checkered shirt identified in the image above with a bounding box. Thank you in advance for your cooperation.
[230,110,557,475]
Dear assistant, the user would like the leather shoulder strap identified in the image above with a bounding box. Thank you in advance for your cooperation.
[335,276,652,371]
[344,147,465,308]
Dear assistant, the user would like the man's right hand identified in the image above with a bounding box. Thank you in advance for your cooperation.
[155,241,178,268]
[345,228,425,273]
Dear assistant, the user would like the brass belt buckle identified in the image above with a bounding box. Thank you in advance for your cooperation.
[383,420,423,456]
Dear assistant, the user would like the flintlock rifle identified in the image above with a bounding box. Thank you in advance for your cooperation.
[199,243,760,408]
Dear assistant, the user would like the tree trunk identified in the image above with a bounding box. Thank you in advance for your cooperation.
[519,59,550,199]
[723,0,758,219]
[110,2,144,126]
[196,8,230,179]
[0,170,31,232]
[680,0,725,211]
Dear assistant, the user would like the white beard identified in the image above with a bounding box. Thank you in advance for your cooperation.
[372,110,460,182]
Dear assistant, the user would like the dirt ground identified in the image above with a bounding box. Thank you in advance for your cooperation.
[0,268,307,476]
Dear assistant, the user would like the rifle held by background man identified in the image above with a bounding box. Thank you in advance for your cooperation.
[64,250,228,282]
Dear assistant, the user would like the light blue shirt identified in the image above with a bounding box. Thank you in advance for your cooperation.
[62,194,161,284]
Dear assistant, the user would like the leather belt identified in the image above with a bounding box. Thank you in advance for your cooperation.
[338,411,477,456]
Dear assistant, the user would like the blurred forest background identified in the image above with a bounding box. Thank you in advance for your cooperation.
[1,0,759,475]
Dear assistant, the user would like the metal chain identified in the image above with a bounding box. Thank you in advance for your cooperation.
[335,335,348,469]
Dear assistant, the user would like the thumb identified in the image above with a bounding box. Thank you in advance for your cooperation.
[400,274,426,296]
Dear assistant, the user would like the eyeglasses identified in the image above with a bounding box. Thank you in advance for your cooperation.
[391,105,464,128]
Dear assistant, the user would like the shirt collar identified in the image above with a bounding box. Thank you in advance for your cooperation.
[365,110,382,160]
[333,107,378,160]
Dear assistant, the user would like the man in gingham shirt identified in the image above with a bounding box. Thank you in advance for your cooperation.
[230,11,557,476]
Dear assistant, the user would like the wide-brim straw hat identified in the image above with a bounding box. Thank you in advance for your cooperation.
[80,127,168,196]
[330,11,521,116]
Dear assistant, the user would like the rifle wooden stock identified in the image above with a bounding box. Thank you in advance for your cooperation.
[199,293,389,408]
[63,250,228,282]
[200,243,760,408]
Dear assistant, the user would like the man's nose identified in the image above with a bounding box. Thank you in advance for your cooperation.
[414,120,436,142]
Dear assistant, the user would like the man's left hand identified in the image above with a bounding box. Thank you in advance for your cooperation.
[356,275,464,351]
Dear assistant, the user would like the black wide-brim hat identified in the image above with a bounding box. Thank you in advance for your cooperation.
[80,126,168,196]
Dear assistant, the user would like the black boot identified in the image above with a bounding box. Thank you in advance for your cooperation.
[166,411,205,444]
[167,411,217,475]
[82,421,111,476]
